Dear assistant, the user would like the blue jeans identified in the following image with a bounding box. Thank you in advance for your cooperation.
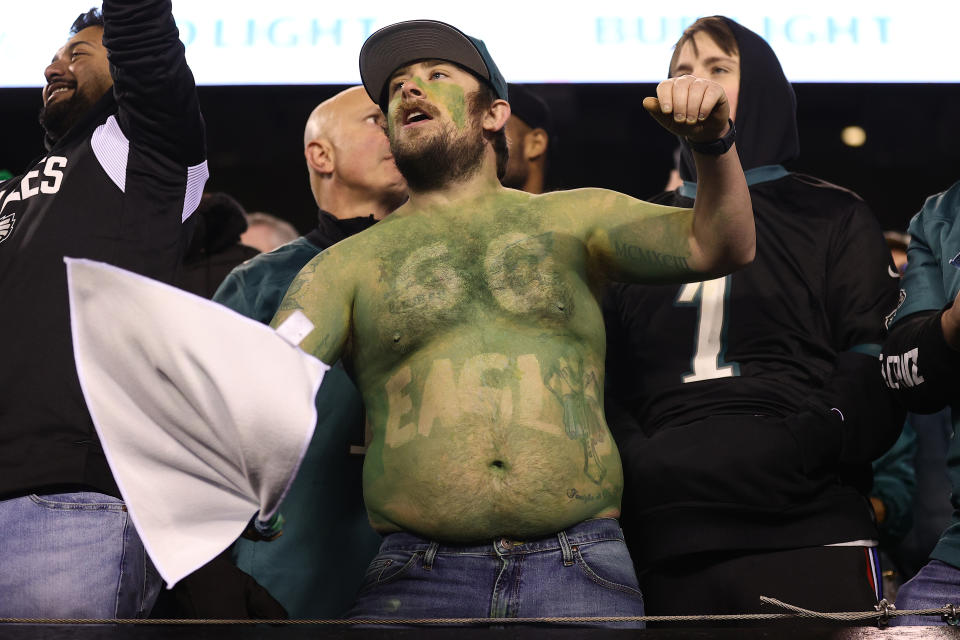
[892,559,960,626]
[0,491,161,619]
[345,518,644,628]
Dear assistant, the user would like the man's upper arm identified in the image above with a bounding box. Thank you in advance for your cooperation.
[270,250,354,365]
[102,0,205,168]
[562,188,701,284]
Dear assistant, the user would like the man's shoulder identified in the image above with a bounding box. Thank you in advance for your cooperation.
[905,180,960,257]
[780,172,866,205]
[917,180,960,224]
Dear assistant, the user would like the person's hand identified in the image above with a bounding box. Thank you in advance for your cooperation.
[643,75,731,143]
[870,496,887,525]
[941,290,960,350]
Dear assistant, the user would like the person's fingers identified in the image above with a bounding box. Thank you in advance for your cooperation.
[701,82,726,121]
[684,79,708,125]
[642,96,661,114]
[643,96,675,131]
[655,79,675,115]
[669,75,693,123]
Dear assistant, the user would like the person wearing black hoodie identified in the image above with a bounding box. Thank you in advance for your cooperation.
[604,16,903,615]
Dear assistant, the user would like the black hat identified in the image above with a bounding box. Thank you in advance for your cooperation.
[360,19,509,113]
[506,83,553,134]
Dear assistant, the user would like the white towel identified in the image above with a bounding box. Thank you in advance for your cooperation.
[66,258,328,588]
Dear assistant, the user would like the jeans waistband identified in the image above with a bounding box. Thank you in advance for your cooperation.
[379,517,623,555]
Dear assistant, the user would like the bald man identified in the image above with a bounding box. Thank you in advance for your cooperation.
[212,86,407,618]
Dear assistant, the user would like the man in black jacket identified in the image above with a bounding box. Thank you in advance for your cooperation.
[604,16,903,615]
[0,2,206,618]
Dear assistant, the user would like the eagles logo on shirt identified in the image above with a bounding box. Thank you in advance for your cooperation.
[884,288,907,330]
[0,212,15,244]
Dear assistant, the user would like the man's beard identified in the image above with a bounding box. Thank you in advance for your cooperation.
[391,114,486,192]
[39,90,95,141]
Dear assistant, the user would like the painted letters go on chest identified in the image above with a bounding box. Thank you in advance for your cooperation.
[388,232,560,314]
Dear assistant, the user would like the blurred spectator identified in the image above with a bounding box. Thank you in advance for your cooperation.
[175,192,259,298]
[879,184,960,625]
[870,231,953,602]
[500,83,554,194]
[241,211,299,253]
[664,146,683,191]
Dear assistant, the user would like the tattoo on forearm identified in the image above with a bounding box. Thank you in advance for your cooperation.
[614,242,689,271]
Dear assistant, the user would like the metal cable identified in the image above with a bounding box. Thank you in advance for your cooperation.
[1,598,957,626]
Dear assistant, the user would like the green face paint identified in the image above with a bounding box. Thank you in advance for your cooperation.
[419,78,467,129]
[387,74,470,132]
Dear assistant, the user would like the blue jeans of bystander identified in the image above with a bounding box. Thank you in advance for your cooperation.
[892,559,960,626]
[0,491,160,619]
[345,517,644,628]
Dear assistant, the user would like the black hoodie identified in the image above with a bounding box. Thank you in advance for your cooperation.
[604,17,902,568]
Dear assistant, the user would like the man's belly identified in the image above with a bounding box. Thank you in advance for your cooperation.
[359,347,623,542]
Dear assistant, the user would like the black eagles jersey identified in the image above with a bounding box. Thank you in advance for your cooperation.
[607,172,898,433]
[0,0,207,498]
[604,171,903,566]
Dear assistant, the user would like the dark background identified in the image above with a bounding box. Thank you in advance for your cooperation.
[2,82,958,234]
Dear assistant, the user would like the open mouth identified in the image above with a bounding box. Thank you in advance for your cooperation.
[45,83,75,104]
[400,104,435,127]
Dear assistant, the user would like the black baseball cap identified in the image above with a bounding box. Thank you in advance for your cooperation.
[359,19,509,113]
[506,83,553,134]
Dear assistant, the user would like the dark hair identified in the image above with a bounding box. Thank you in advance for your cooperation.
[668,16,738,77]
[469,82,509,179]
[70,8,104,36]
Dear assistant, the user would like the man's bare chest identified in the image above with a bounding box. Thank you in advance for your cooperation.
[353,228,589,356]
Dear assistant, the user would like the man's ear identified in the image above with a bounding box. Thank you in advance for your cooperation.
[524,128,549,161]
[482,99,511,135]
[305,139,334,175]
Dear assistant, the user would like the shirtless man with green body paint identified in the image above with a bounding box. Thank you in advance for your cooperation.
[271,20,754,621]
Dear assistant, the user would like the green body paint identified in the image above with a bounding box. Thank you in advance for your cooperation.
[281,186,703,542]
[423,79,467,129]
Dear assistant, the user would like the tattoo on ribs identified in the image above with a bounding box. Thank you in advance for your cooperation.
[546,359,607,485]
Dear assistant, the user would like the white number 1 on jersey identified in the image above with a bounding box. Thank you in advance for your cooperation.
[676,276,739,383]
